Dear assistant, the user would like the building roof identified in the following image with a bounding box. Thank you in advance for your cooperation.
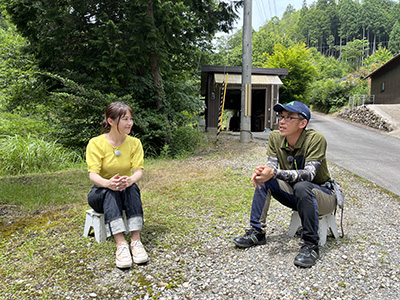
[214,73,283,85]
[200,65,289,96]
[365,54,400,79]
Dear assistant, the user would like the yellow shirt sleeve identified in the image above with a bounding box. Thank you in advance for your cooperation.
[129,137,144,171]
[86,136,105,175]
[86,135,144,179]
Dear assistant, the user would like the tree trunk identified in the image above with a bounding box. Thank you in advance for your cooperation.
[149,52,163,109]
[146,1,171,144]
[372,33,376,55]
[146,1,164,110]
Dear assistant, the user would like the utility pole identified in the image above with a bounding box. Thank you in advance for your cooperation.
[240,0,252,143]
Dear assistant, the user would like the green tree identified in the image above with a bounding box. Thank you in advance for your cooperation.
[280,5,301,43]
[314,0,338,54]
[296,0,338,54]
[2,0,239,152]
[261,43,317,103]
[252,17,295,67]
[308,79,352,113]
[0,20,49,114]
[338,0,361,41]
[361,0,393,55]
[296,1,313,47]
[364,45,394,68]
[310,48,349,80]
[388,20,400,55]
[341,38,370,71]
[211,29,244,67]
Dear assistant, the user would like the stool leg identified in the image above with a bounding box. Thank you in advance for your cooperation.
[318,216,328,246]
[327,214,339,239]
[288,211,302,237]
[93,214,107,243]
[83,214,92,238]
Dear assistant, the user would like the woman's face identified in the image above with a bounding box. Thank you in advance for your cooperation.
[116,112,133,135]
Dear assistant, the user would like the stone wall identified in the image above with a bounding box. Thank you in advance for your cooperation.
[336,106,394,132]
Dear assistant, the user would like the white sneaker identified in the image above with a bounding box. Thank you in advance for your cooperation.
[131,240,149,264]
[115,242,133,268]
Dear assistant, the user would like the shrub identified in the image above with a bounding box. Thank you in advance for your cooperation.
[0,135,83,176]
[168,126,207,158]
[308,79,353,113]
[0,112,55,137]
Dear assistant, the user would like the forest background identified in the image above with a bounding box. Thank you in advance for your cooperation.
[0,0,400,176]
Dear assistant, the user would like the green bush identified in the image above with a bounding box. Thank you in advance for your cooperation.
[308,79,353,113]
[0,112,55,137]
[0,135,83,176]
[168,126,207,158]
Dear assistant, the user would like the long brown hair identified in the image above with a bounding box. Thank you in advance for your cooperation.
[100,102,134,133]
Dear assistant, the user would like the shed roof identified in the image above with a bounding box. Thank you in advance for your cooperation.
[214,73,283,85]
[365,54,400,79]
[201,65,289,96]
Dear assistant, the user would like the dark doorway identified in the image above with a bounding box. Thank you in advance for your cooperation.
[251,89,266,132]
[225,89,241,131]
[224,89,241,110]
[221,89,267,132]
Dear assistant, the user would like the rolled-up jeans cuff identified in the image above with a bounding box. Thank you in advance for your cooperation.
[107,216,143,236]
[127,216,143,231]
[108,218,126,236]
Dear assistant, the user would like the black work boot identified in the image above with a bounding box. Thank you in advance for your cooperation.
[294,243,319,268]
[233,227,266,248]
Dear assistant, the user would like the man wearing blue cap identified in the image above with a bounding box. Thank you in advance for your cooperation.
[233,101,337,268]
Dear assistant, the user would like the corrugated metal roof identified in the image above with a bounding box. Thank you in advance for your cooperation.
[214,73,283,85]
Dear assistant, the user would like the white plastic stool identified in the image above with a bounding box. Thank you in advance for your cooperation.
[83,209,129,243]
[288,211,339,246]
[83,209,107,243]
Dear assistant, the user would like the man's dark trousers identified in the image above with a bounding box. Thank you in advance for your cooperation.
[250,179,336,246]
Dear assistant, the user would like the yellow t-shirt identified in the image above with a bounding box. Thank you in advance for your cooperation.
[86,134,144,179]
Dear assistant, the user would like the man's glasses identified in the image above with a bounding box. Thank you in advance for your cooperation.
[278,114,305,122]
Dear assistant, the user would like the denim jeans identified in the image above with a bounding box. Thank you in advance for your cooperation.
[250,179,336,246]
[88,184,143,236]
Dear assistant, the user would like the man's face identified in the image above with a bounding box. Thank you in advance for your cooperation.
[278,110,307,138]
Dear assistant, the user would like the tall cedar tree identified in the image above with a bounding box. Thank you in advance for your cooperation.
[3,0,240,149]
[4,0,238,96]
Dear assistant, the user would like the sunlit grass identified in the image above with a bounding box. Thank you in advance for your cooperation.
[0,170,91,210]
[0,134,84,176]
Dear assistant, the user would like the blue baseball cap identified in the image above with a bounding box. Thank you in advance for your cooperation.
[273,101,311,121]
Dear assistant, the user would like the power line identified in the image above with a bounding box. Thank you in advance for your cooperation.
[259,0,269,21]
[267,0,272,19]
[272,0,277,18]
[255,0,266,27]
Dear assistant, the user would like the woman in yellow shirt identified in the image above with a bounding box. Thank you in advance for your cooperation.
[86,102,148,268]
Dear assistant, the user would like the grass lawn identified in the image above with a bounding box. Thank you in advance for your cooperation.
[0,137,256,299]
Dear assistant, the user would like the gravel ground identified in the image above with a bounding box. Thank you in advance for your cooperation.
[84,135,399,300]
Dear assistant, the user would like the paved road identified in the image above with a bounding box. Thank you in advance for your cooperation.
[308,113,400,196]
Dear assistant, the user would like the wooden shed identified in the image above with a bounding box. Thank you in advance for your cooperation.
[200,65,289,132]
[366,54,400,104]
